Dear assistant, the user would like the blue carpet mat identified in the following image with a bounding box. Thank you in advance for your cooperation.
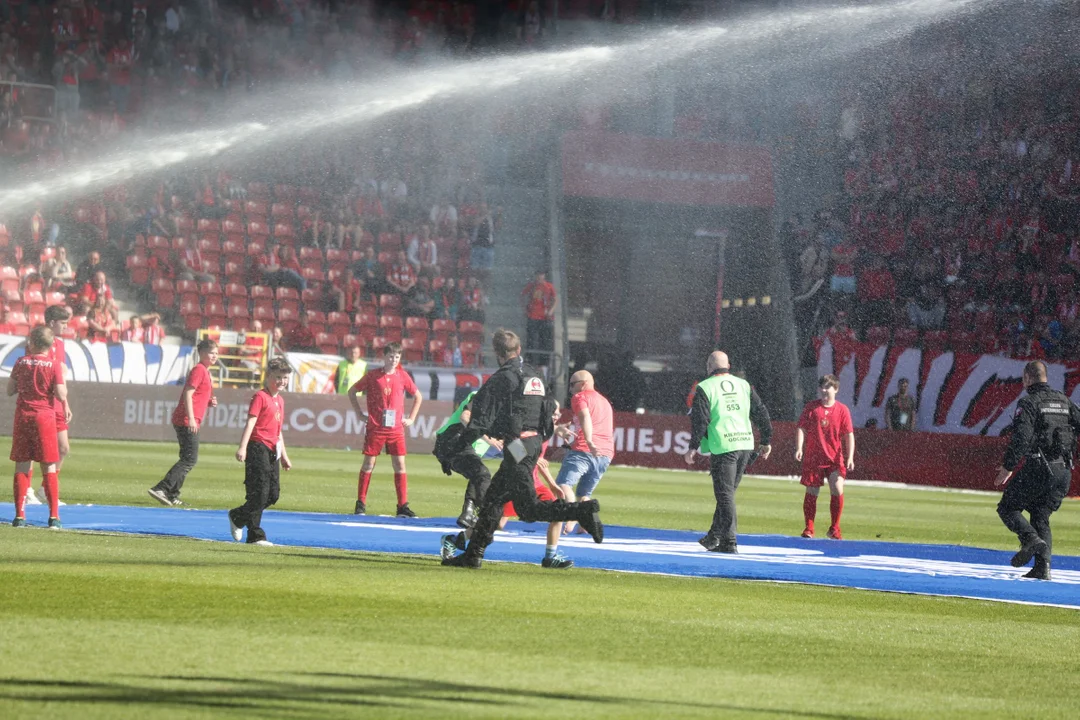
[3,503,1077,609]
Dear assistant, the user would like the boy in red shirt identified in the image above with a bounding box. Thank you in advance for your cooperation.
[795,374,855,539]
[9,326,68,529]
[348,342,423,517]
[229,358,293,546]
[148,339,219,507]
[25,306,73,508]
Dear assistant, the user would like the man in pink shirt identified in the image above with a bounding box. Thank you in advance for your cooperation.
[556,370,615,534]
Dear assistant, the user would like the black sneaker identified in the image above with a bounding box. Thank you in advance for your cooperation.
[1011,536,1049,568]
[1022,566,1051,581]
[456,500,477,529]
[441,552,481,568]
[577,501,603,544]
[169,498,184,508]
[698,535,720,551]
[11,517,26,528]
[47,518,62,530]
[354,500,366,515]
[396,503,417,518]
[541,554,574,569]
[711,544,738,554]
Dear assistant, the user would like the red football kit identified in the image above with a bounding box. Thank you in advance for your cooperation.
[172,363,214,427]
[10,353,63,463]
[797,400,853,487]
[48,338,68,431]
[353,368,418,457]
[248,389,285,451]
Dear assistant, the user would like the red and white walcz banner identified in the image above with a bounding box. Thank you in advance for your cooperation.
[561,131,774,208]
[816,338,1080,436]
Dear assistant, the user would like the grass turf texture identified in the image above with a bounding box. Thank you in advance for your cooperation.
[1,439,1078,719]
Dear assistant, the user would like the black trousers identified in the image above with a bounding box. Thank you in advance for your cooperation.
[466,436,593,559]
[998,457,1071,566]
[154,425,200,499]
[705,450,753,549]
[525,318,553,365]
[229,443,280,543]
[451,449,492,506]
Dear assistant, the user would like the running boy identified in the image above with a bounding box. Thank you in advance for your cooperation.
[348,342,422,517]
[148,338,219,506]
[228,357,292,546]
[9,326,68,528]
[795,374,855,539]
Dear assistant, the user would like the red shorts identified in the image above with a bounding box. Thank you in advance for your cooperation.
[504,480,557,518]
[801,464,846,488]
[363,428,407,457]
[10,409,60,464]
[55,400,68,433]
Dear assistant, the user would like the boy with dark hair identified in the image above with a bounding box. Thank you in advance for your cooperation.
[348,341,423,517]
[9,326,68,529]
[795,374,855,539]
[228,357,293,546]
[25,305,73,508]
[148,339,219,506]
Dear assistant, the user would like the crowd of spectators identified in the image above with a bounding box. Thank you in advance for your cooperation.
[790,40,1080,365]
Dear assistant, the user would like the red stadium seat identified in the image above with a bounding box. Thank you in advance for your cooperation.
[197,218,221,233]
[250,285,274,300]
[226,282,249,302]
[428,339,447,362]
[400,337,425,363]
[378,294,402,311]
[270,202,292,219]
[355,309,378,329]
[253,301,276,323]
[328,311,351,336]
[459,341,482,366]
[316,332,339,355]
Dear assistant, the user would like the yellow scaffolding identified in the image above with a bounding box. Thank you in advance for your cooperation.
[197,329,269,389]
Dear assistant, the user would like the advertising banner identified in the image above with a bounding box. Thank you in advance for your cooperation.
[816,337,1080,436]
[0,382,453,452]
[561,131,775,208]
[0,334,193,385]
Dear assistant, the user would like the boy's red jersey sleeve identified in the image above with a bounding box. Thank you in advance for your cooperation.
[796,404,811,431]
[840,405,854,434]
[404,372,419,396]
[248,391,267,418]
[350,374,369,395]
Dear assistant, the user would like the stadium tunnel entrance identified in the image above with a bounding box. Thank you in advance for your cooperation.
[558,131,793,416]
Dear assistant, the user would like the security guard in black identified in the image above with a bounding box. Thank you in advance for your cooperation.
[443,330,603,568]
[995,360,1080,580]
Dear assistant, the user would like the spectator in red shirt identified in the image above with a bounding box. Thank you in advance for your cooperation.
[143,313,165,345]
[258,243,306,291]
[386,249,417,295]
[856,253,897,328]
[285,313,319,352]
[86,293,117,342]
[122,316,144,342]
[521,270,556,369]
[459,276,486,323]
[178,245,215,283]
[78,270,115,315]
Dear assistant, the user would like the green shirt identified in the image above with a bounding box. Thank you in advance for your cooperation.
[436,391,490,456]
[698,373,755,454]
[335,358,367,395]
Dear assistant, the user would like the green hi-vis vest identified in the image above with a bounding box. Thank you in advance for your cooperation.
[336,359,368,395]
[698,373,755,455]
[436,391,491,456]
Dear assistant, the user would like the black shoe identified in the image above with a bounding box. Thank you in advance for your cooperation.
[698,535,720,551]
[457,500,477,529]
[541,554,574,569]
[396,503,418,518]
[1011,536,1049,568]
[577,500,603,544]
[1022,565,1051,581]
[441,553,482,568]
[711,545,738,554]
[169,497,184,507]
[354,500,366,515]
[453,532,467,551]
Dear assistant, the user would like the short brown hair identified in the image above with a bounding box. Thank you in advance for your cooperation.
[196,338,218,353]
[28,325,55,353]
[818,374,839,390]
[492,328,520,357]
[266,357,292,374]
[384,341,402,356]
[1023,360,1048,383]
[44,305,72,324]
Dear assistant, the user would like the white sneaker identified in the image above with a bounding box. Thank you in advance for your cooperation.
[147,488,172,507]
[228,515,243,542]
[253,540,274,547]
[24,487,42,506]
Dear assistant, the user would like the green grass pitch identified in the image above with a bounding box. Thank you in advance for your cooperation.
[1,438,1078,719]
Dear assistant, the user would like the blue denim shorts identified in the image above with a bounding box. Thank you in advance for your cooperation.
[555,450,611,498]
